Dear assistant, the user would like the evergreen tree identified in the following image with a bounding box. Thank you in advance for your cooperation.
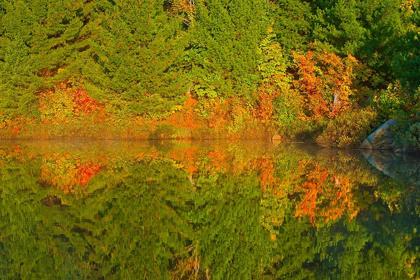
[0,0,94,118]
[191,0,269,100]
[87,0,189,118]
[311,0,404,87]
[392,0,420,89]
[268,0,313,53]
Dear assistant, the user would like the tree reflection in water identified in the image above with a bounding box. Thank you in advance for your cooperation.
[0,141,418,279]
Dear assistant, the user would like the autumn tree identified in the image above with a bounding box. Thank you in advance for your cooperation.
[293,50,358,120]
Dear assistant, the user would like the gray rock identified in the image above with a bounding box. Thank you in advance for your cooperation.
[364,151,397,178]
[360,119,397,150]
[361,149,420,185]
[360,138,373,150]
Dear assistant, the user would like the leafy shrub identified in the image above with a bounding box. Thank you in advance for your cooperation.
[393,113,420,150]
[402,122,420,149]
[390,85,420,150]
[227,98,252,134]
[374,81,406,119]
[150,123,175,139]
[316,107,378,147]
[293,50,358,120]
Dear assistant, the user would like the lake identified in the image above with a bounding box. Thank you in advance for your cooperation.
[0,140,419,279]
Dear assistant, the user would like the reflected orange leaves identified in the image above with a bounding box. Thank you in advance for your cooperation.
[0,145,36,164]
[35,148,359,224]
[294,160,328,223]
[168,146,199,174]
[40,154,101,194]
[294,160,359,224]
[1,143,360,225]
[256,157,280,193]
[206,151,229,172]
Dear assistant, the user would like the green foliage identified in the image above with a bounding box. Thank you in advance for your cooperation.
[393,110,420,150]
[391,0,420,89]
[374,80,420,151]
[1,0,420,147]
[0,141,419,278]
[268,0,313,53]
[87,0,189,118]
[0,0,94,117]
[191,0,269,100]
[316,107,379,147]
[194,173,272,279]
[401,122,420,149]
[258,26,290,84]
[374,81,407,119]
[311,0,403,87]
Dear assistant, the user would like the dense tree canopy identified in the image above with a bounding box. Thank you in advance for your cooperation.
[0,0,419,147]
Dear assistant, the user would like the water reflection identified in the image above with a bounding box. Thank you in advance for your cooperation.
[0,141,418,279]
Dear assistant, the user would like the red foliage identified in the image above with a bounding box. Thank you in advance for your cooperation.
[75,162,101,185]
[38,83,105,124]
[39,154,101,193]
[73,89,102,115]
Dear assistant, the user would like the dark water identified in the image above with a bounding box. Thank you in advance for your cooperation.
[0,140,419,279]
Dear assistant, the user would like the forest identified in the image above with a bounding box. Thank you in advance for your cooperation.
[0,0,419,148]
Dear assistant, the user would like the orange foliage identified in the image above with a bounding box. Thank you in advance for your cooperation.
[206,150,229,172]
[168,146,199,174]
[171,255,200,280]
[168,0,195,14]
[0,117,31,135]
[294,160,328,223]
[257,82,279,123]
[294,51,357,120]
[256,156,280,193]
[205,98,229,129]
[323,175,359,222]
[294,160,359,224]
[165,97,203,131]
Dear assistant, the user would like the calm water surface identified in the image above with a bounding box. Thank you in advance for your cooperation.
[0,140,419,279]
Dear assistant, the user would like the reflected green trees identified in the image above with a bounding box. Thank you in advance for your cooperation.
[0,141,418,279]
